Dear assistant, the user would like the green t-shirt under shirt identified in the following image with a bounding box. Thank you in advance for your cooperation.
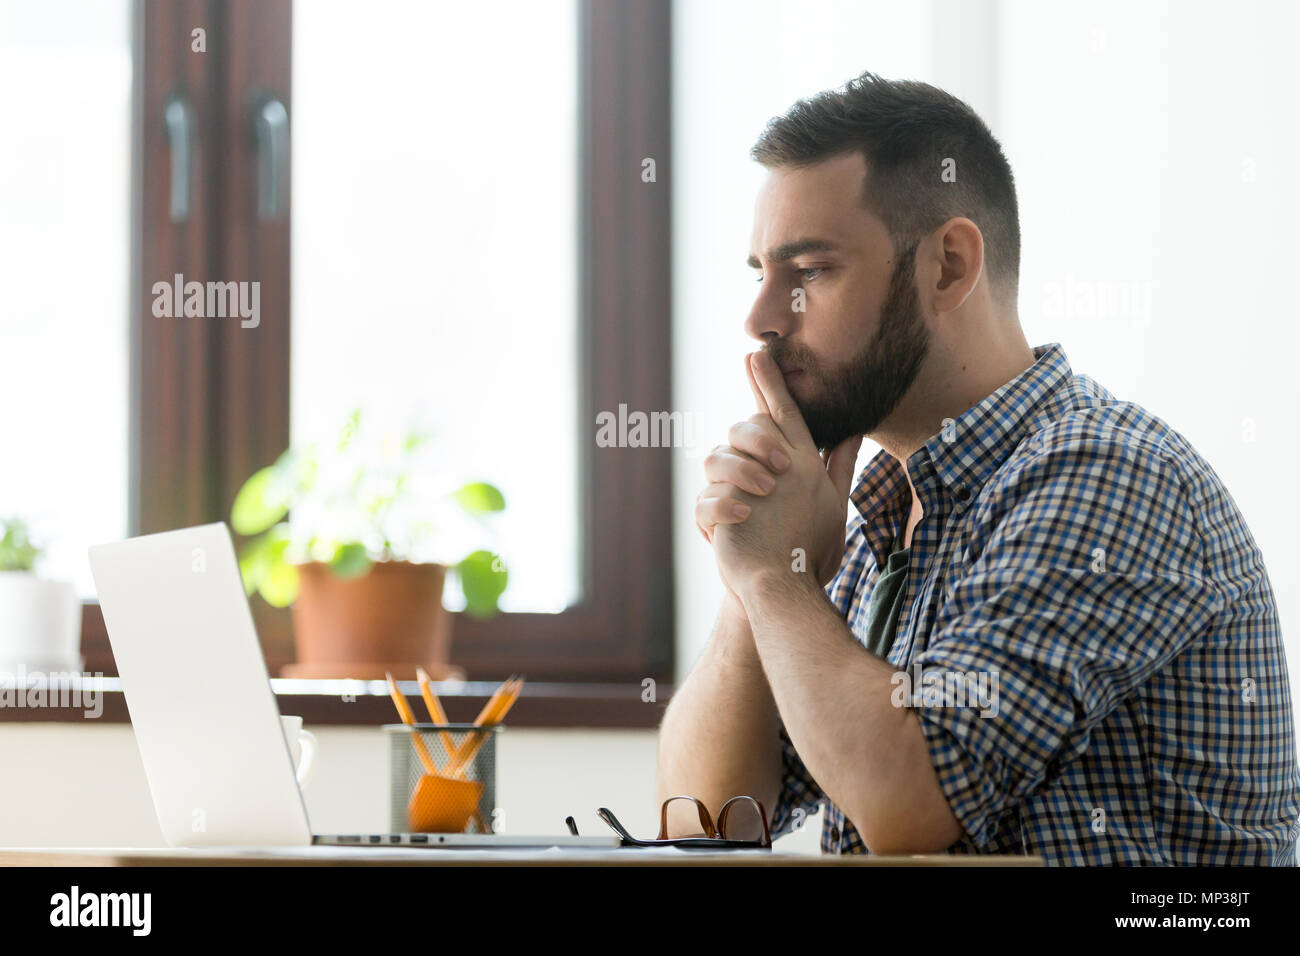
[861,535,910,660]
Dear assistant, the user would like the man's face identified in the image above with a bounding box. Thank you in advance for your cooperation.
[745,152,929,450]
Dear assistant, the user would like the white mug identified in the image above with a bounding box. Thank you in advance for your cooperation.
[280,715,317,789]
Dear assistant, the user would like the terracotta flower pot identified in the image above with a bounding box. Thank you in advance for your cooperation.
[281,560,465,681]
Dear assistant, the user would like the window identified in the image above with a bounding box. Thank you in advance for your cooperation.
[0,0,132,598]
[291,0,581,613]
[71,0,673,683]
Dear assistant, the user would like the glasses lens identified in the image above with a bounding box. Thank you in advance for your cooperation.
[718,797,765,842]
[662,796,713,838]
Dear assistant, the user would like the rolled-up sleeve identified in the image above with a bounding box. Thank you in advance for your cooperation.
[912,434,1225,848]
[769,716,826,839]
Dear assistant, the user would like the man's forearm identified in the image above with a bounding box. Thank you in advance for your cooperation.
[740,571,963,853]
[655,594,783,837]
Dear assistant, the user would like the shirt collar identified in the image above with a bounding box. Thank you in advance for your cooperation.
[848,342,1074,569]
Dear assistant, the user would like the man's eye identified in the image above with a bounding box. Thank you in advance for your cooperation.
[753,267,824,283]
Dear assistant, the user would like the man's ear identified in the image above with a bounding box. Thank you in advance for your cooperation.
[926,217,984,314]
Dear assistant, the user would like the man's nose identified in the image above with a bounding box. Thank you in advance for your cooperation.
[743,280,798,342]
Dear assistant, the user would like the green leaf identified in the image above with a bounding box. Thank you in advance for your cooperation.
[330,543,373,579]
[453,482,506,514]
[458,550,508,618]
[259,560,300,608]
[337,407,362,450]
[239,525,292,599]
[239,536,270,595]
[232,466,291,535]
[0,516,40,572]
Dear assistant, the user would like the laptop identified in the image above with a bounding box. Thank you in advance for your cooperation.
[88,522,620,849]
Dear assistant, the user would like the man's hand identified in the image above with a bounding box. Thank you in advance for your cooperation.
[694,439,783,601]
[699,349,861,601]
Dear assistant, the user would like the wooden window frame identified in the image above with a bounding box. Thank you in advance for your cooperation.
[80,0,674,686]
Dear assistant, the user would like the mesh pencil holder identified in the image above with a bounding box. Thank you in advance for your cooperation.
[384,723,501,834]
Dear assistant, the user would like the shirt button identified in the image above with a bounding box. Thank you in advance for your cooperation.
[829,825,840,844]
[954,486,970,502]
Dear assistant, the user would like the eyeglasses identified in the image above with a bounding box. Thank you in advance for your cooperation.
[567,795,772,849]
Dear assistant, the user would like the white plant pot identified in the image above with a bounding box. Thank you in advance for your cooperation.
[0,573,82,674]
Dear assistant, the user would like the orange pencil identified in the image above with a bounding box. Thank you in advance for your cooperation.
[385,672,438,776]
[445,677,524,778]
[480,678,522,725]
[442,677,514,777]
[442,677,519,777]
[415,666,458,769]
[473,675,517,724]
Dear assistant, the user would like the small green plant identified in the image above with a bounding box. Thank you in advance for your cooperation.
[0,517,42,573]
[231,409,508,616]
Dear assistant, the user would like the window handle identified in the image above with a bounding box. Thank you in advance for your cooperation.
[252,96,289,221]
[163,91,193,222]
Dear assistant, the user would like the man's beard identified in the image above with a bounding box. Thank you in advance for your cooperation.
[766,242,929,451]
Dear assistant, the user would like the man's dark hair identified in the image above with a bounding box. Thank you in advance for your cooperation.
[751,71,1020,301]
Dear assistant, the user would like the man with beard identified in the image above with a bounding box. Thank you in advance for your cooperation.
[655,72,1299,864]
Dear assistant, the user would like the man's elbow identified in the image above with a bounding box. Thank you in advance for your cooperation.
[857,791,964,855]
[857,712,967,854]
[861,810,963,855]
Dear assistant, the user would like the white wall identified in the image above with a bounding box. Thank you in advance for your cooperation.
[998,0,1300,707]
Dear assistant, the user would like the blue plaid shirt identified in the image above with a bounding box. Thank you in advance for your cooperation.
[768,342,1300,864]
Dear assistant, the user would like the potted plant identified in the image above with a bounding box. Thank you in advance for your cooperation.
[231,410,508,680]
[0,517,82,673]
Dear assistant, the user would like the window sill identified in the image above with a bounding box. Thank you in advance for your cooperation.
[0,678,672,728]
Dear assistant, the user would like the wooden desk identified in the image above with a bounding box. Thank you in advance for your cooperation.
[0,846,1043,867]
